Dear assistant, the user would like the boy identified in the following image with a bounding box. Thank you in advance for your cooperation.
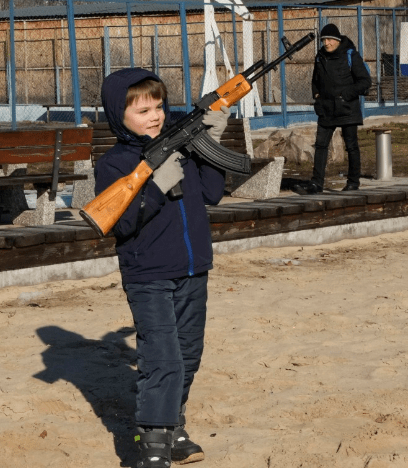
[95,67,230,468]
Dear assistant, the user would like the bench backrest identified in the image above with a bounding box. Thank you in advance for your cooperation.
[0,127,93,164]
[90,118,248,167]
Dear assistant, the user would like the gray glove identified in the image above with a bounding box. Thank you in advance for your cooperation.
[152,151,184,194]
[202,106,231,143]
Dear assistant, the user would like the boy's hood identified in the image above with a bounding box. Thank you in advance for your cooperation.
[101,67,171,144]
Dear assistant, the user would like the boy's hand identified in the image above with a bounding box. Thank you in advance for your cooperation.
[152,151,184,195]
[202,106,231,143]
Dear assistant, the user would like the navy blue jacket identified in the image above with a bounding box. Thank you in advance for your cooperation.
[312,36,371,127]
[95,68,225,284]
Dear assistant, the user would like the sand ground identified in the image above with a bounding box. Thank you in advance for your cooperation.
[1,230,408,468]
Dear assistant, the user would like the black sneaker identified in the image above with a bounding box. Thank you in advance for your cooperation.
[292,181,323,195]
[342,184,359,191]
[171,426,204,465]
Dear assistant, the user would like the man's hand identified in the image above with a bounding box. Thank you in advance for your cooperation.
[202,106,231,143]
[152,151,184,195]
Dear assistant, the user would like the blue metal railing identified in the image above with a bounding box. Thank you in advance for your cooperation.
[4,1,408,129]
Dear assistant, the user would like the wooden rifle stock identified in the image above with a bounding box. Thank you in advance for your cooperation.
[80,160,153,237]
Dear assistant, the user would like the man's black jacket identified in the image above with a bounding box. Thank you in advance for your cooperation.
[312,36,372,127]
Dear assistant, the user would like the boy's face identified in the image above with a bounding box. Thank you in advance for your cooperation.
[123,95,165,139]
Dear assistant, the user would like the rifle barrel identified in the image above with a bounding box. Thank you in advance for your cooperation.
[241,59,265,78]
[247,32,315,84]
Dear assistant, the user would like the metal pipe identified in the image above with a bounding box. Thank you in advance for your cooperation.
[66,0,82,126]
[126,2,134,68]
[374,129,393,181]
[179,2,192,113]
[9,0,16,130]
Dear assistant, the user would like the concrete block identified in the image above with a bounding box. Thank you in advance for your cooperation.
[230,156,285,199]
[12,186,56,226]
[71,159,95,209]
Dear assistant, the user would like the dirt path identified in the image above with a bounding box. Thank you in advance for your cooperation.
[1,231,408,468]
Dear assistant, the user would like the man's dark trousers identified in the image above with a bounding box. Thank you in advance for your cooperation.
[124,272,208,427]
[312,123,361,188]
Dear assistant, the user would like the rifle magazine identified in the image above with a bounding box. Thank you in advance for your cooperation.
[191,131,251,175]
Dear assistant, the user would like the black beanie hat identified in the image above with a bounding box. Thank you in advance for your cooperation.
[320,23,341,41]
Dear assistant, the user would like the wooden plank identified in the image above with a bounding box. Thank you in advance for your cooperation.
[0,145,91,164]
[0,129,57,148]
[265,196,325,212]
[209,205,259,222]
[254,200,303,216]
[92,137,117,145]
[221,132,245,140]
[91,122,110,130]
[0,237,116,272]
[61,127,93,145]
[0,173,87,186]
[366,188,406,202]
[224,202,281,219]
[309,192,367,209]
[0,127,92,149]
[57,220,111,241]
[0,228,45,248]
[92,144,115,154]
[24,225,78,243]
[206,206,235,223]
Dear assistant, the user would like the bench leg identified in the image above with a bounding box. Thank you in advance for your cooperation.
[71,159,95,209]
[13,185,56,226]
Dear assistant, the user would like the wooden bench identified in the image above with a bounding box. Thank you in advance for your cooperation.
[0,126,93,226]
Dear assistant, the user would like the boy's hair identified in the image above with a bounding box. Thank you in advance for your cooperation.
[125,79,167,109]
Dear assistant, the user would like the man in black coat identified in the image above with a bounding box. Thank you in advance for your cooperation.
[294,23,371,194]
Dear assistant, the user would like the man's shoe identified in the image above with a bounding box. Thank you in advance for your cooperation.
[292,181,323,195]
[342,184,359,191]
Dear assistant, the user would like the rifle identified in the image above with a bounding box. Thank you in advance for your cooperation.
[80,32,315,237]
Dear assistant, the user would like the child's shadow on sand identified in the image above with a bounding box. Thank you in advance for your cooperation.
[34,325,139,468]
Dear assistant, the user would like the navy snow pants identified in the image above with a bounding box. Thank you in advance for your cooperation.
[124,272,208,427]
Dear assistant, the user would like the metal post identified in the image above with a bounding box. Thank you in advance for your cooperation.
[126,2,135,68]
[373,129,393,181]
[266,19,272,104]
[154,25,159,76]
[318,7,322,34]
[56,65,61,104]
[179,2,192,113]
[357,6,365,119]
[232,6,239,76]
[231,5,242,118]
[66,0,82,126]
[9,0,16,130]
[393,9,398,106]
[104,26,111,77]
[375,15,381,102]
[277,5,287,127]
